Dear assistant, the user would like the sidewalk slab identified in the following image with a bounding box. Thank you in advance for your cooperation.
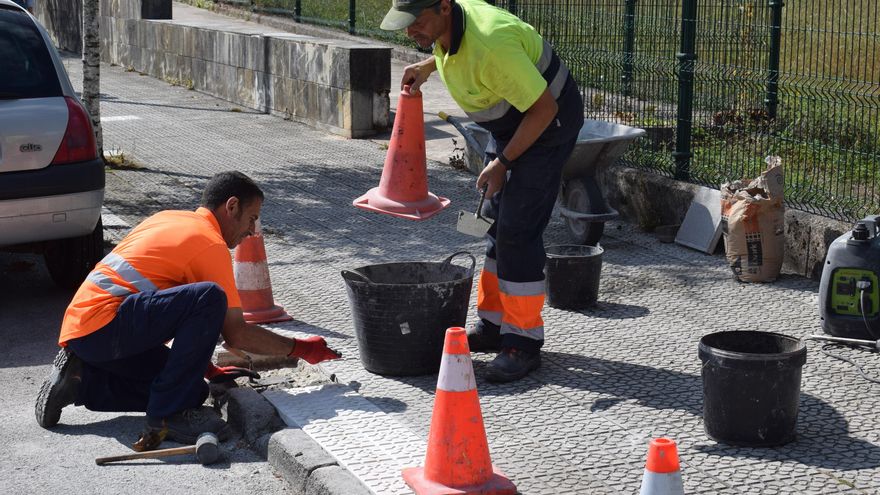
[265,384,425,495]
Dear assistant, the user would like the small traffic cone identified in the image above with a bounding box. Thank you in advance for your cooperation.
[402,327,516,495]
[353,85,450,221]
[638,437,684,495]
[233,220,293,324]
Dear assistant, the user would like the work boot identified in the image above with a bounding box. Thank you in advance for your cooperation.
[485,347,541,383]
[466,319,502,352]
[146,406,231,445]
[35,348,83,428]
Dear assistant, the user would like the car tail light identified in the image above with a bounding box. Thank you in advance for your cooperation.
[51,97,98,165]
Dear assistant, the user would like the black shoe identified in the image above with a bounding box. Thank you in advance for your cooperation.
[35,348,83,428]
[485,348,541,383]
[147,406,231,445]
[466,319,502,352]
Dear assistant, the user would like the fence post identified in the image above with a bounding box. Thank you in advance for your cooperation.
[765,0,784,119]
[349,0,356,34]
[673,0,697,181]
[622,0,637,97]
[294,0,301,22]
[508,0,517,17]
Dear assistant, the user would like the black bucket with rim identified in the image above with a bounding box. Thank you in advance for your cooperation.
[698,331,807,446]
[341,252,475,376]
[544,244,604,309]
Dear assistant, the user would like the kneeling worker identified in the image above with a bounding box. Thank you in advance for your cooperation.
[36,171,340,444]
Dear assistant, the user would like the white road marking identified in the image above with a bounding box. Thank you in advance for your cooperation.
[102,115,141,122]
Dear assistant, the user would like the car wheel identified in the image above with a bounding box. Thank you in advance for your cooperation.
[44,218,104,289]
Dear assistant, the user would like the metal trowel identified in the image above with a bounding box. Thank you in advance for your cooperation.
[456,186,492,237]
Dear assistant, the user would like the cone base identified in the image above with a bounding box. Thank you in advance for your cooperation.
[353,188,450,221]
[243,305,293,324]
[638,469,684,495]
[402,465,517,495]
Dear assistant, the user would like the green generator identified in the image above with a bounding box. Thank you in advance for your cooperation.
[819,216,880,340]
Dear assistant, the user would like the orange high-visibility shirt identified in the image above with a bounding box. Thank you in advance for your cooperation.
[59,207,242,345]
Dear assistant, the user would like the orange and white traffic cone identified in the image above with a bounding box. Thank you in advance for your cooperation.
[233,220,292,324]
[638,437,684,495]
[353,85,450,221]
[402,327,516,495]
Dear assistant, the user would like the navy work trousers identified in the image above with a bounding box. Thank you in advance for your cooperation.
[483,135,578,351]
[66,282,227,419]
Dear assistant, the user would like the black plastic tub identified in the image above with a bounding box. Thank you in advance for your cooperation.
[341,252,475,376]
[698,331,807,446]
[544,244,603,310]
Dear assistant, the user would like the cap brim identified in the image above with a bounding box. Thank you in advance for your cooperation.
[380,9,418,30]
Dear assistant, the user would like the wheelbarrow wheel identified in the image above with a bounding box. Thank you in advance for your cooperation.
[562,178,604,246]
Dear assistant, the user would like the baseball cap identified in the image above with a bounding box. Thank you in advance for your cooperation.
[380,0,441,31]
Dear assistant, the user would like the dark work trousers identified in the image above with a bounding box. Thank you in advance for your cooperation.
[66,282,227,420]
[484,135,578,352]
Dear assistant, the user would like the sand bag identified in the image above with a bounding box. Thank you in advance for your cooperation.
[720,156,784,282]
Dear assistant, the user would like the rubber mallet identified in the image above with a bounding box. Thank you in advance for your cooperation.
[95,432,221,466]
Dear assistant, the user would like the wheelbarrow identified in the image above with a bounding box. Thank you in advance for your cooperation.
[440,114,645,245]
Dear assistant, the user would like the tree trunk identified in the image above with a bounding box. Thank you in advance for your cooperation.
[82,0,103,154]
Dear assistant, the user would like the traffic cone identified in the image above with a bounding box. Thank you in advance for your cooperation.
[353,85,450,221]
[233,220,293,324]
[402,327,516,495]
[638,437,684,495]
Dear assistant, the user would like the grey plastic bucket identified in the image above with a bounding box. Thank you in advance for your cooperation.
[341,252,475,376]
[698,331,807,446]
[544,244,604,309]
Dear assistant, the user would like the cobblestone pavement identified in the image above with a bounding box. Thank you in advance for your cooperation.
[61,48,880,494]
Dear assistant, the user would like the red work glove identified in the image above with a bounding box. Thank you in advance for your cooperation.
[204,363,261,384]
[288,336,342,365]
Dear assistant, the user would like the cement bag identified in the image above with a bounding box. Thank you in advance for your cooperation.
[720,156,784,282]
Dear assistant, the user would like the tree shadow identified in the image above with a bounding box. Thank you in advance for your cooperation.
[553,301,650,319]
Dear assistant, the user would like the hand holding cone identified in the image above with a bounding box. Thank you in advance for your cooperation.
[353,86,450,221]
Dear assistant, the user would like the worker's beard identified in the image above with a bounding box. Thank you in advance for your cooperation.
[409,34,434,50]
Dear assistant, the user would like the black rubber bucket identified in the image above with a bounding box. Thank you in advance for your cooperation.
[544,244,604,309]
[698,331,807,446]
[341,252,475,376]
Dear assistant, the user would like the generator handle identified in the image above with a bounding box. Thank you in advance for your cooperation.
[807,334,880,350]
[858,216,880,238]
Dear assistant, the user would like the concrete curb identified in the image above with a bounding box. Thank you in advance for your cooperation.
[223,387,371,494]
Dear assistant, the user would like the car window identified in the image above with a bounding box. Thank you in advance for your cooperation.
[0,7,62,100]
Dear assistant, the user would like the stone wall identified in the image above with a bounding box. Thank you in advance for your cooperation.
[37,0,391,138]
[599,166,852,280]
[35,0,83,53]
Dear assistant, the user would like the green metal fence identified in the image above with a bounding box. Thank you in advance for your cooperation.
[219,0,879,222]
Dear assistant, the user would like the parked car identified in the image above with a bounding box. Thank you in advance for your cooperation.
[0,0,105,288]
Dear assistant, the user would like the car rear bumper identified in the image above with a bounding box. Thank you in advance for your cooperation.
[0,157,104,200]
[0,189,103,246]
[0,158,104,246]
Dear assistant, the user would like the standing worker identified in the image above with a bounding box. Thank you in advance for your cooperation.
[381,0,584,382]
[36,171,340,445]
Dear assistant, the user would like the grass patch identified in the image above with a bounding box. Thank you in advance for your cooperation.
[104,149,143,170]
